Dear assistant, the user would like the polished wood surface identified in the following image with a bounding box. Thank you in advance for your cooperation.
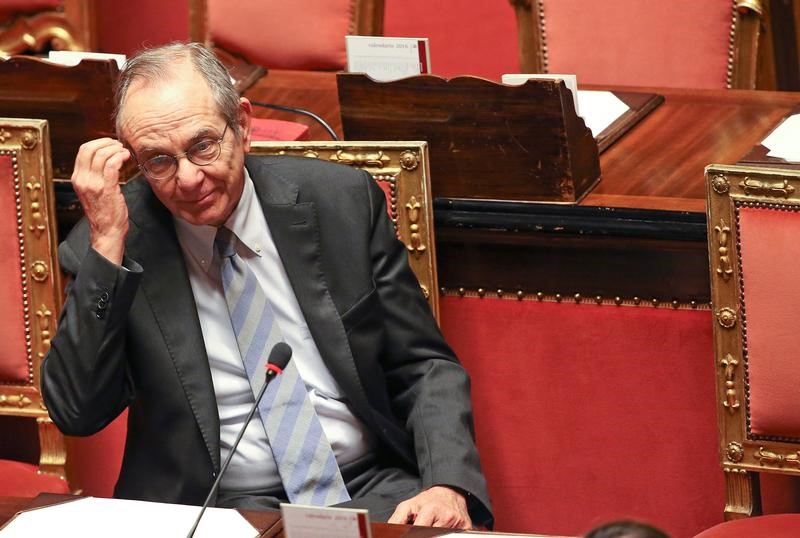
[245,71,800,214]
[337,73,600,203]
[587,86,800,212]
[0,496,456,537]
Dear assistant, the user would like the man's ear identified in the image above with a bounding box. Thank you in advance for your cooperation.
[238,97,253,152]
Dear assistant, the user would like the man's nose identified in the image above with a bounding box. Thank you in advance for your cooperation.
[174,156,204,190]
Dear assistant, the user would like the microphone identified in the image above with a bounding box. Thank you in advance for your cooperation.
[186,342,293,538]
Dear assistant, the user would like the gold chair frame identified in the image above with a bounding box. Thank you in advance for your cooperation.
[249,141,440,322]
[0,0,95,57]
[0,118,65,481]
[707,164,800,520]
[509,0,772,90]
[189,0,385,47]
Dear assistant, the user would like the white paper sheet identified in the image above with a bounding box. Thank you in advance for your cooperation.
[576,90,630,138]
[0,497,258,538]
[761,114,800,162]
[47,51,126,69]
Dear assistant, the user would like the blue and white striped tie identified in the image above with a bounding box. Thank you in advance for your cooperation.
[216,226,350,506]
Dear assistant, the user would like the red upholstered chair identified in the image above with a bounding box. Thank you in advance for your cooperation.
[700,164,800,535]
[0,118,69,495]
[509,0,774,89]
[0,0,95,55]
[189,0,385,71]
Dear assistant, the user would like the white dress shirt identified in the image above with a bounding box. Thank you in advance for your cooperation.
[174,171,376,493]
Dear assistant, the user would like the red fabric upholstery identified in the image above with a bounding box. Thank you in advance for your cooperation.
[738,206,800,439]
[694,514,800,537]
[541,0,732,89]
[208,0,354,70]
[0,459,69,496]
[441,296,722,537]
[384,0,518,80]
[94,1,189,57]
[66,410,127,497]
[250,117,309,142]
[0,155,29,383]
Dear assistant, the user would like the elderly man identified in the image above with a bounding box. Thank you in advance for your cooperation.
[41,43,491,528]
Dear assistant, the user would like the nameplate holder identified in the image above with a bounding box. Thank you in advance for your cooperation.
[345,35,430,82]
[280,503,372,538]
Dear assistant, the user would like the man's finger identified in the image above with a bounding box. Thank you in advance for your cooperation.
[411,507,436,527]
[387,503,414,525]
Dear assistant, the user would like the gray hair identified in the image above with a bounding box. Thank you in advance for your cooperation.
[114,42,240,139]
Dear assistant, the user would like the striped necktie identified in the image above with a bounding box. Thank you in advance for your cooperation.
[215,226,351,506]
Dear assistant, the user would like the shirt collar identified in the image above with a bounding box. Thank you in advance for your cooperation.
[174,167,264,274]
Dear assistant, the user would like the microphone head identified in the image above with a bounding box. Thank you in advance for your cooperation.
[268,342,292,371]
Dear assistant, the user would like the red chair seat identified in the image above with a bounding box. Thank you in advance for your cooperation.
[694,515,800,537]
[0,459,70,496]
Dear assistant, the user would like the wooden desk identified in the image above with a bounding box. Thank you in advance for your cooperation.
[246,71,799,213]
[0,496,458,537]
[244,71,800,302]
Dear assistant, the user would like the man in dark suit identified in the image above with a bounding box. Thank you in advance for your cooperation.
[41,43,491,528]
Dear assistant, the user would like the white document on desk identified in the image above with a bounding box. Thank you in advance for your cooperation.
[761,113,800,162]
[0,497,258,538]
[576,91,630,138]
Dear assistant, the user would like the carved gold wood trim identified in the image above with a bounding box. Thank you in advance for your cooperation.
[31,260,50,282]
[36,304,53,359]
[755,446,800,468]
[0,11,83,55]
[736,0,765,18]
[711,174,731,194]
[720,354,741,414]
[726,442,745,463]
[723,467,757,519]
[714,219,734,281]
[26,181,46,238]
[37,417,67,479]
[248,141,440,322]
[0,393,33,408]
[716,307,738,328]
[739,177,795,198]
[329,150,391,168]
[405,195,426,258]
[440,287,710,310]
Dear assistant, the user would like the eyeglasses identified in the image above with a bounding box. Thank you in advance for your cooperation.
[137,124,229,181]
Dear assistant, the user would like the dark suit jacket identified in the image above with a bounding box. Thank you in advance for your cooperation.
[42,155,491,521]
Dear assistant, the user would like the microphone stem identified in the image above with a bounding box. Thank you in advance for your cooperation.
[186,376,272,538]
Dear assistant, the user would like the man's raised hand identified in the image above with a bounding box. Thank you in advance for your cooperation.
[71,138,131,265]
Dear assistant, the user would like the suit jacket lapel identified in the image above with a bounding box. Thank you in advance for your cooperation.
[247,159,374,420]
[126,186,221,472]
